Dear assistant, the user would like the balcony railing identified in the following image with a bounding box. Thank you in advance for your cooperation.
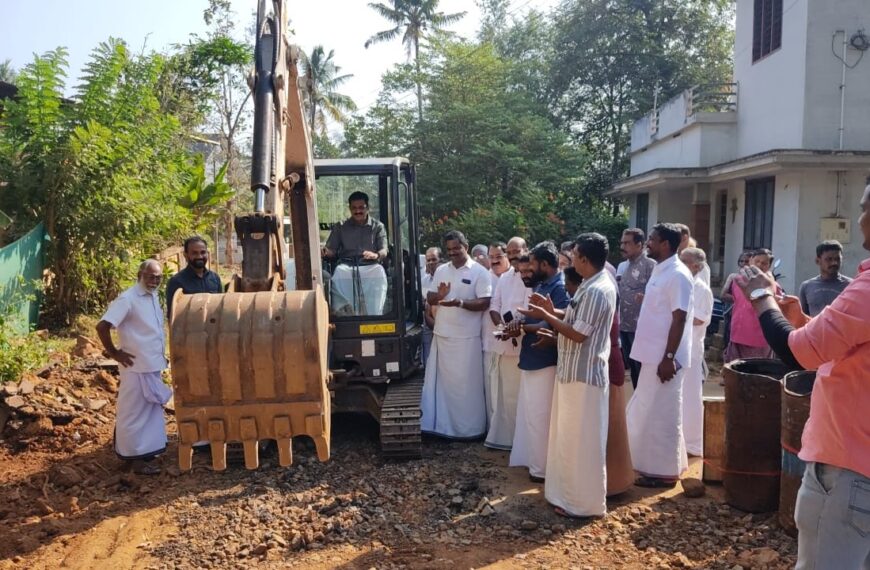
[686,82,738,117]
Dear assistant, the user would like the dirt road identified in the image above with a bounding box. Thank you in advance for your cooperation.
[1,363,796,569]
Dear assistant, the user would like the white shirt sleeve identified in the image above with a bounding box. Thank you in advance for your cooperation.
[668,271,694,313]
[101,294,131,328]
[475,266,493,298]
[490,277,503,313]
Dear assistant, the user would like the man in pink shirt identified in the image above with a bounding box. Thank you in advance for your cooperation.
[739,184,870,569]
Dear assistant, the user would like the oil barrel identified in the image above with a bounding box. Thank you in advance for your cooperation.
[779,370,815,535]
[722,359,789,512]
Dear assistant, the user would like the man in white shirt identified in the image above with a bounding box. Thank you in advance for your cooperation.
[421,230,493,438]
[676,223,711,286]
[679,247,714,457]
[421,247,443,364]
[485,238,530,449]
[626,223,695,487]
[481,241,512,428]
[95,260,172,475]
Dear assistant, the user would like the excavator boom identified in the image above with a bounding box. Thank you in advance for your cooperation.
[169,0,331,471]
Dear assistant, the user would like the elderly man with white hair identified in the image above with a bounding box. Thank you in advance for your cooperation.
[678,247,714,456]
[96,259,172,475]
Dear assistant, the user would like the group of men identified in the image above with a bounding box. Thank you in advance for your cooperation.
[418,221,720,516]
[420,230,621,516]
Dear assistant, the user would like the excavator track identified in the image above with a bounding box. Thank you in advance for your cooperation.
[379,378,424,459]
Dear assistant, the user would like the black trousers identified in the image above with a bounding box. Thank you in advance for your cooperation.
[619,330,642,390]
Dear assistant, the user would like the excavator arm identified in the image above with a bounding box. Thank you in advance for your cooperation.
[169,0,331,471]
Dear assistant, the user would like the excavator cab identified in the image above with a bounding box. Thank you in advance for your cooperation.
[313,158,426,459]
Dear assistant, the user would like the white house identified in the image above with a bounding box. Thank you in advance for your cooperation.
[609,0,870,293]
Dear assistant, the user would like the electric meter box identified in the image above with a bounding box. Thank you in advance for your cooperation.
[819,217,850,243]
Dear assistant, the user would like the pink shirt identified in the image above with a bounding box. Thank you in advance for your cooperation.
[790,258,870,477]
[730,280,781,347]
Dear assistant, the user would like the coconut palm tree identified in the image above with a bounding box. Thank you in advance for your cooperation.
[298,46,357,136]
[0,59,17,84]
[365,0,466,121]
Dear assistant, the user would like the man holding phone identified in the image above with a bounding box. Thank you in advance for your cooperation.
[485,239,530,450]
[625,223,695,488]
[508,242,570,482]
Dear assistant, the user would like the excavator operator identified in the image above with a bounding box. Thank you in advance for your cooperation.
[322,191,389,316]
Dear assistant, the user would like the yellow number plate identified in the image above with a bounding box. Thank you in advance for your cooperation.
[359,323,396,335]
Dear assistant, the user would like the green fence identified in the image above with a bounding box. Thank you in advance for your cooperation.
[0,223,46,335]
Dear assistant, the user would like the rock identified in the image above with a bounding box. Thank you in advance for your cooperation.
[751,547,780,565]
[83,398,108,411]
[66,496,80,514]
[22,416,54,437]
[95,370,118,393]
[681,478,706,498]
[18,377,37,395]
[3,382,19,396]
[451,495,464,506]
[5,395,26,409]
[251,543,268,556]
[50,465,83,488]
[72,335,102,359]
[520,520,538,531]
[166,465,182,477]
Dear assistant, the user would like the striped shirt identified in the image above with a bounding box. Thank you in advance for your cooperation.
[556,269,617,387]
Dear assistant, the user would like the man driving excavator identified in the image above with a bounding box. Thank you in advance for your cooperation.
[322,191,389,315]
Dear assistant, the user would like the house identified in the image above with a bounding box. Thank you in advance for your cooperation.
[609,0,870,293]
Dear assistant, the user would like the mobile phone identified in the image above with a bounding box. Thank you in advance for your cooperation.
[503,311,514,323]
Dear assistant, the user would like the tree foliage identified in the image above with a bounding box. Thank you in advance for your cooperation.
[299,46,357,137]
[0,42,195,324]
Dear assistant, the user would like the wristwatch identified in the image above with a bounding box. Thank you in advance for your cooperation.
[665,352,675,360]
[749,288,773,302]
[458,299,464,309]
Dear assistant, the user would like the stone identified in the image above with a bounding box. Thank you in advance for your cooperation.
[72,335,102,358]
[18,378,36,395]
[95,370,118,393]
[5,395,26,409]
[50,465,84,488]
[520,520,538,531]
[251,543,268,556]
[451,495,464,506]
[681,478,706,498]
[83,398,108,411]
[751,547,780,565]
[3,382,19,396]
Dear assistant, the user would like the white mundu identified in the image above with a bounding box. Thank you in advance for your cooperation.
[485,268,529,450]
[101,283,172,458]
[421,257,492,438]
[627,254,694,479]
[683,273,713,456]
[330,263,388,316]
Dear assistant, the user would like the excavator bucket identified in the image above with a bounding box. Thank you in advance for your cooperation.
[169,287,331,471]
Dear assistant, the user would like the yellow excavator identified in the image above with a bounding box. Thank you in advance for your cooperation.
[169,0,425,472]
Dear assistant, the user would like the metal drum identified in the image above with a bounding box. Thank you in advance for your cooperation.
[779,370,816,535]
[722,359,789,512]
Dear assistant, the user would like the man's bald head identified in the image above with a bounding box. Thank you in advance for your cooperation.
[505,237,529,269]
[138,259,163,291]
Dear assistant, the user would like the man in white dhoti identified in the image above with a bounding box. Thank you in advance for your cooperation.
[627,223,695,488]
[679,247,714,457]
[481,241,512,428]
[485,238,529,449]
[323,191,389,316]
[508,243,570,481]
[421,230,493,439]
[520,234,616,517]
[96,260,172,475]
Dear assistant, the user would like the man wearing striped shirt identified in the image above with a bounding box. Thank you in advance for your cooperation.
[519,233,616,518]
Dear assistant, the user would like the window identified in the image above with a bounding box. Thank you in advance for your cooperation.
[752,0,783,62]
[635,193,649,234]
[743,177,775,250]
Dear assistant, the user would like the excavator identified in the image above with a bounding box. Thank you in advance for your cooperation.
[169,0,424,472]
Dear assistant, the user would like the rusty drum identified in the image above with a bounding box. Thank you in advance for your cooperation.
[722,359,789,512]
[779,370,815,535]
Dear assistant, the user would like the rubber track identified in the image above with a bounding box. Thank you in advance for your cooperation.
[379,378,424,459]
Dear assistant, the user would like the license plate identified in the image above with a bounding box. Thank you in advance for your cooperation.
[359,323,396,335]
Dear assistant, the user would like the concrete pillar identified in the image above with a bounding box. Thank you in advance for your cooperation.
[691,183,712,253]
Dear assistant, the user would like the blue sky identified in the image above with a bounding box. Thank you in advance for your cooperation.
[1,0,558,112]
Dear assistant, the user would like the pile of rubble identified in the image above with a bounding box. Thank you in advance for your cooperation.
[0,336,120,454]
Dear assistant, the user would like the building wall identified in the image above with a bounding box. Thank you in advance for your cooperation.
[654,187,694,226]
[723,180,747,290]
[733,0,809,156]
[803,1,870,150]
[631,128,703,175]
[769,173,802,293]
[797,170,868,280]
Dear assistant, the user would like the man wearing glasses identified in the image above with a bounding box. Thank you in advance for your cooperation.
[617,228,655,389]
[96,259,172,475]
